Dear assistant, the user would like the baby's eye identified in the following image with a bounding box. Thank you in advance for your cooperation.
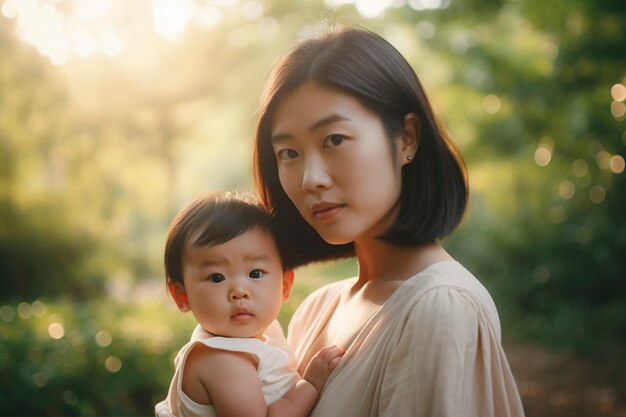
[208,273,225,283]
[249,269,264,279]
[276,148,298,161]
[323,134,345,148]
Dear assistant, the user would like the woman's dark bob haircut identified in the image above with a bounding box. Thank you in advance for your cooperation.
[164,191,278,285]
[254,26,468,270]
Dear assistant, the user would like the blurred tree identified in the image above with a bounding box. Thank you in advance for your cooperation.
[0,0,623,352]
[0,22,106,299]
[425,0,626,355]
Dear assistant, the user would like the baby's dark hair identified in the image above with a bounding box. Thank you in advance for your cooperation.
[164,191,278,285]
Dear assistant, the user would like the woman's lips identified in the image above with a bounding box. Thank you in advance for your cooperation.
[311,202,345,220]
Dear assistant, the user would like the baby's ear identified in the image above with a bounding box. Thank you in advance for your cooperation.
[168,280,191,312]
[282,270,295,302]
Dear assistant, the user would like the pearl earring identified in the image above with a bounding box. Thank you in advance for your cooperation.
[407,155,413,161]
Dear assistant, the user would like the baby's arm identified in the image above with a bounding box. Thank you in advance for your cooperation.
[268,345,344,417]
[186,343,343,417]
[188,345,268,416]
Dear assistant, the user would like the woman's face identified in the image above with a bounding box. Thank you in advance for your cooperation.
[270,81,409,245]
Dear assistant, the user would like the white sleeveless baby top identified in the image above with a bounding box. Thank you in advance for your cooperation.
[155,321,299,417]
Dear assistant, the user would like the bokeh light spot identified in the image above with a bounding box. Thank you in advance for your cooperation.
[558,181,575,199]
[534,146,552,167]
[549,205,566,224]
[354,0,393,19]
[589,185,606,204]
[572,159,589,177]
[0,305,15,322]
[609,155,625,174]
[105,356,122,372]
[32,371,48,388]
[48,322,65,339]
[152,0,193,40]
[17,302,32,319]
[415,20,435,39]
[95,330,113,347]
[408,0,450,11]
[611,84,626,102]
[533,265,551,283]
[31,300,47,318]
[596,151,611,170]
[241,0,263,21]
[63,390,79,406]
[482,94,501,114]
[541,40,558,59]
[611,101,626,119]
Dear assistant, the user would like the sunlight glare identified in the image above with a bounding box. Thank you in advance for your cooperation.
[70,24,97,57]
[409,0,450,11]
[324,0,353,7]
[1,0,17,18]
[241,0,263,21]
[97,22,123,56]
[355,0,393,19]
[194,5,223,28]
[152,0,193,40]
[2,0,126,64]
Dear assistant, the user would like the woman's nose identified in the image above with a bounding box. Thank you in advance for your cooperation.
[301,155,332,192]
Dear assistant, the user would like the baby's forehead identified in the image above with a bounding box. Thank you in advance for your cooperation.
[185,224,279,251]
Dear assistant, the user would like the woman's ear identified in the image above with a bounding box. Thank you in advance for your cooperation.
[396,113,420,166]
[168,280,191,312]
[281,270,295,302]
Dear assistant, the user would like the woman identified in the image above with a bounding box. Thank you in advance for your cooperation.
[254,26,525,416]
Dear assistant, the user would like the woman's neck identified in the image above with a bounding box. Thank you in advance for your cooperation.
[353,238,452,285]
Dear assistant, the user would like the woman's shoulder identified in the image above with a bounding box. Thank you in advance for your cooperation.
[395,261,502,338]
[406,261,496,308]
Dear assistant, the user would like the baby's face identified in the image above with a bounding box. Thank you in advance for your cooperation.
[180,226,287,339]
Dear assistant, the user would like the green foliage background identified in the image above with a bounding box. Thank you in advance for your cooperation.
[0,0,623,415]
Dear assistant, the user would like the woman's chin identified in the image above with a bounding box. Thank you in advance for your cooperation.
[318,233,354,246]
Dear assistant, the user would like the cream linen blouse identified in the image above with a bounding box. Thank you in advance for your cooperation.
[288,260,525,417]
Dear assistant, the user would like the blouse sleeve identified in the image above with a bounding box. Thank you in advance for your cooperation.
[379,286,525,417]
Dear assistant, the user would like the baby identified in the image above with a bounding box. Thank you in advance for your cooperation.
[155,191,343,417]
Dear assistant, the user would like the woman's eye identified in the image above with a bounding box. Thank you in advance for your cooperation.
[323,134,345,148]
[276,148,298,161]
[208,273,225,283]
[249,269,264,279]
